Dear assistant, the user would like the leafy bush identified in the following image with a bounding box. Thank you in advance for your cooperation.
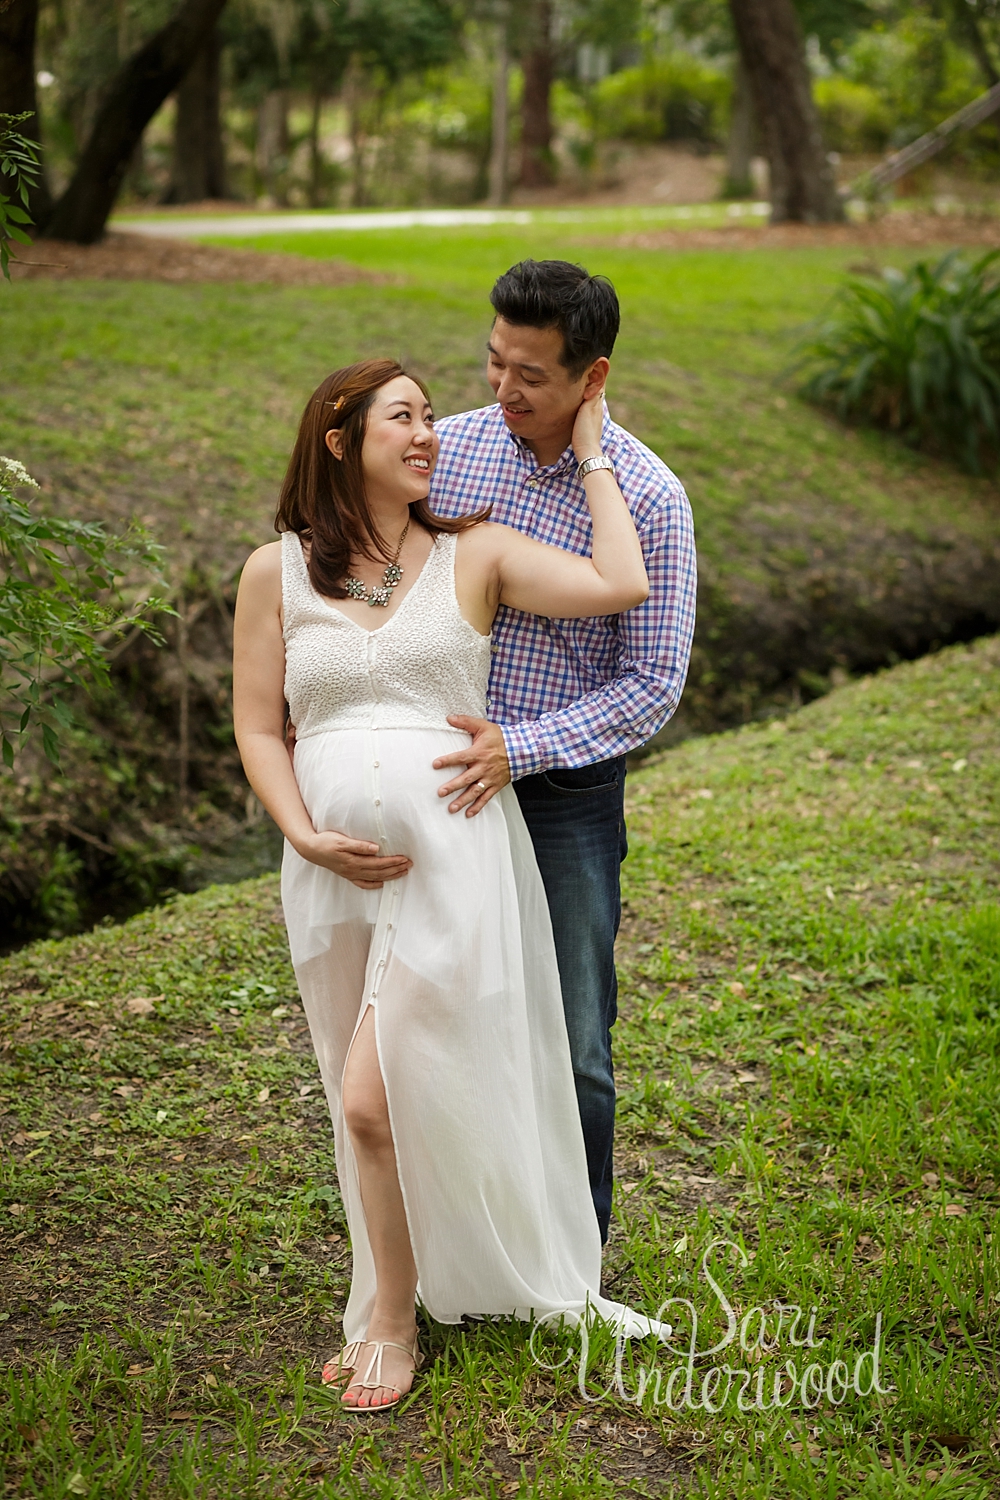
[796,250,1000,473]
[813,77,892,153]
[0,112,39,279]
[591,56,729,145]
[0,457,167,765]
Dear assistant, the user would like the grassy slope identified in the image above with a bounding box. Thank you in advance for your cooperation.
[2,219,999,719]
[2,635,998,1499]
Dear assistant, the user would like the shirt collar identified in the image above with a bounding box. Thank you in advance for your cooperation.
[500,398,615,475]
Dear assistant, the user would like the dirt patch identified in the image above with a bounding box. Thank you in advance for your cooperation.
[8,230,382,286]
[601,210,1000,253]
[510,144,727,208]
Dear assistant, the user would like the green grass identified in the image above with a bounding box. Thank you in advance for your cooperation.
[4,213,1000,930]
[2,220,998,664]
[2,634,998,1497]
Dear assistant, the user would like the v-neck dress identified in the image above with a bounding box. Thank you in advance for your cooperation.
[279,529,663,1344]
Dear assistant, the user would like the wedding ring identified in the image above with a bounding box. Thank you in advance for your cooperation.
[475,780,487,792]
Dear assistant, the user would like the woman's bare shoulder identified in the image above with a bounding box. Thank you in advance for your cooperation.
[454,520,518,555]
[237,540,283,606]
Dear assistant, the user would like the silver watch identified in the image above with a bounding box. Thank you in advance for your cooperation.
[577,454,615,480]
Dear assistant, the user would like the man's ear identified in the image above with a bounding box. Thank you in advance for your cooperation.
[581,356,610,402]
[324,428,345,460]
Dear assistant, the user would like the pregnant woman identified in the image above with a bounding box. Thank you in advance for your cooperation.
[233,358,659,1414]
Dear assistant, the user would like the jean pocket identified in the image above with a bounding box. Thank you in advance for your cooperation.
[541,765,621,796]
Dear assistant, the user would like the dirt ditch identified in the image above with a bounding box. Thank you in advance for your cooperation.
[4,219,1000,942]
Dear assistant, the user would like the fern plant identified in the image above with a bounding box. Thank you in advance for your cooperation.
[796,250,1000,474]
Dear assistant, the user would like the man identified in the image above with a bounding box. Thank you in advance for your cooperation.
[429,258,697,1243]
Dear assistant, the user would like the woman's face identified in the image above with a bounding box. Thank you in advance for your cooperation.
[357,375,439,504]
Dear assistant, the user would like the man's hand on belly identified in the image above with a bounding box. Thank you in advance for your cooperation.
[433,715,512,817]
[298,830,413,889]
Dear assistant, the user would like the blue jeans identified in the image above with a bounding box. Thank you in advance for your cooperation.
[514,756,627,1243]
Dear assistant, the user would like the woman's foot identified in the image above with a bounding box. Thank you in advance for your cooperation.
[341,1325,421,1411]
[321,1340,364,1387]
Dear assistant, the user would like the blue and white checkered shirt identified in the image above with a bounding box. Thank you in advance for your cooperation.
[430,401,697,779]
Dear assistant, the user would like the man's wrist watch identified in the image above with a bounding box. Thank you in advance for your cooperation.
[576,453,615,480]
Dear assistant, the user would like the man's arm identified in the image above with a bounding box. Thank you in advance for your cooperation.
[434,493,697,812]
[501,500,696,777]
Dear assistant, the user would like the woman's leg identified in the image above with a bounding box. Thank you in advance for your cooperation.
[340,1003,419,1407]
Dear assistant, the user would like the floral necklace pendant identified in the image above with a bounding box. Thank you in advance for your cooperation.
[344,520,409,607]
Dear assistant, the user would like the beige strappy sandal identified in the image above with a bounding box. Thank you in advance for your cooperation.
[340,1333,423,1413]
[320,1340,365,1387]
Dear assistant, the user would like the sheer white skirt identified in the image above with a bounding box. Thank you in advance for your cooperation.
[281,726,663,1343]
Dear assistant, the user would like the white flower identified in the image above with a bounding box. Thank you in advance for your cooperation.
[0,456,39,489]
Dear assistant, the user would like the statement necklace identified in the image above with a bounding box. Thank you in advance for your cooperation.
[344,519,410,607]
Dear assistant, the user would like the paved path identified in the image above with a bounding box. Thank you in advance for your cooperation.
[114,203,770,239]
[115,208,537,238]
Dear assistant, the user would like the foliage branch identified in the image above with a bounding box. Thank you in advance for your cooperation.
[0,112,40,280]
[0,114,168,769]
[0,458,169,768]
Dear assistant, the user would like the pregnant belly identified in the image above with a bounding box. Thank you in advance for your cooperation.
[292,727,486,858]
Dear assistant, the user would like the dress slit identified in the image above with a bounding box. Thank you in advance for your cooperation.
[280,528,668,1344]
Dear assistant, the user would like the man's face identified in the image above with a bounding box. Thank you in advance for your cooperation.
[486,317,593,453]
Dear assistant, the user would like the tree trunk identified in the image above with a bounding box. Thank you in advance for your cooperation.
[167,23,226,203]
[519,0,554,189]
[951,0,1000,152]
[345,59,372,208]
[488,1,509,204]
[307,87,323,206]
[256,88,288,205]
[727,0,842,222]
[0,0,52,223]
[42,0,229,243]
[722,54,756,198]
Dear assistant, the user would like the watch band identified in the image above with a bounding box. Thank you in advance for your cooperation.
[576,454,615,480]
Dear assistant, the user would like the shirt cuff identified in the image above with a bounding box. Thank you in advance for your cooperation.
[501,720,547,780]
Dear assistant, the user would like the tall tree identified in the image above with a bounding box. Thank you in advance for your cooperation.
[0,0,51,221]
[42,0,230,243]
[723,53,756,198]
[488,0,510,204]
[519,0,555,188]
[166,23,227,202]
[728,0,843,221]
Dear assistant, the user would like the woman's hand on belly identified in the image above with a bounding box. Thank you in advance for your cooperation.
[296,830,413,889]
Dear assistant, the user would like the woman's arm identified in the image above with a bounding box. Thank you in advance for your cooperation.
[487,386,649,619]
[233,543,412,890]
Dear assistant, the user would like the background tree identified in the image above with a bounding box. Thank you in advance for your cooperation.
[518,0,555,186]
[165,22,227,202]
[0,0,51,220]
[488,0,510,203]
[728,0,844,221]
[42,0,230,242]
[338,0,460,205]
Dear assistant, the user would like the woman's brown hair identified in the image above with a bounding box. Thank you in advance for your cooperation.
[275,358,490,599]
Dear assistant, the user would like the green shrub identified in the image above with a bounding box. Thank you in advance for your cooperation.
[796,250,1000,473]
[591,56,729,145]
[813,76,892,153]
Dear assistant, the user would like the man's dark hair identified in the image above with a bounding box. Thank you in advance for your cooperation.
[490,259,620,377]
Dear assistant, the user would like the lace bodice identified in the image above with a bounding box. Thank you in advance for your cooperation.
[282,530,491,738]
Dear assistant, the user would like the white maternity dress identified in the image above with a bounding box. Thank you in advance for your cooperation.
[279,529,663,1344]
